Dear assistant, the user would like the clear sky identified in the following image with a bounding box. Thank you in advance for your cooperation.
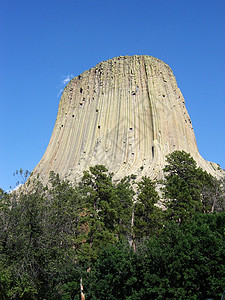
[1,0,225,191]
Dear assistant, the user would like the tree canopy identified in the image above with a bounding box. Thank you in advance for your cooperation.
[0,152,224,299]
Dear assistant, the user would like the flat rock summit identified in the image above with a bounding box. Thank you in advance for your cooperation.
[32,55,220,184]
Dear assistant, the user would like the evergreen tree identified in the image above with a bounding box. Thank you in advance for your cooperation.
[163,151,225,224]
[163,151,204,224]
[134,176,163,240]
[114,176,134,239]
[200,172,225,213]
[1,163,224,299]
[76,165,133,262]
[85,242,138,300]
[85,213,225,299]
[0,174,82,299]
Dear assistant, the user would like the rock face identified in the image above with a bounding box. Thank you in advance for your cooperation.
[32,55,220,184]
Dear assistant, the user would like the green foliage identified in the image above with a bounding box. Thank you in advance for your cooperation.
[85,213,225,299]
[114,176,135,238]
[141,213,225,299]
[0,174,82,299]
[85,242,138,300]
[201,172,225,213]
[76,166,134,263]
[134,176,163,239]
[0,157,224,299]
[162,150,224,224]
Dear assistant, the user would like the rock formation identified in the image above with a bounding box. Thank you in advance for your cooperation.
[32,55,220,184]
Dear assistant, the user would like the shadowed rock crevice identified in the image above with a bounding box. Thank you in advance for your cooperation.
[32,55,221,184]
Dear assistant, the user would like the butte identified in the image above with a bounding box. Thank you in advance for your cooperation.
[31,55,221,184]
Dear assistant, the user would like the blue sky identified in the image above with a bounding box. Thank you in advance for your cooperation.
[1,0,225,190]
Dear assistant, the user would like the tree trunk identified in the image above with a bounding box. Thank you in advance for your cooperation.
[80,278,85,300]
[130,208,136,252]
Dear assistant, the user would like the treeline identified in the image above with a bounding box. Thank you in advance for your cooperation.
[0,151,224,299]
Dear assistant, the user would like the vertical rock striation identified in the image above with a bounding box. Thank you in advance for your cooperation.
[32,55,220,184]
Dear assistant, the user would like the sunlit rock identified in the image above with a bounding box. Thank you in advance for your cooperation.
[32,55,221,184]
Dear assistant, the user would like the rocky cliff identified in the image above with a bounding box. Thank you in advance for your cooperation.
[32,55,220,184]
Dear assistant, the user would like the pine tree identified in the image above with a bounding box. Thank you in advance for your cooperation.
[134,176,163,240]
[162,151,203,224]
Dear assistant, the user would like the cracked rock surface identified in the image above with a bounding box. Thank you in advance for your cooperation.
[32,55,221,184]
